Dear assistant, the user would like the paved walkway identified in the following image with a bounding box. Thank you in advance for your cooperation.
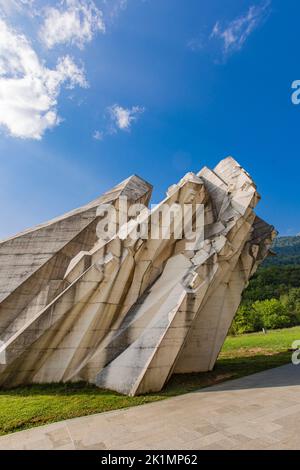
[0,364,299,450]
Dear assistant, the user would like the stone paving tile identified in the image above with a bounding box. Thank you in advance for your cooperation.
[225,421,283,439]
[0,364,299,450]
[74,441,107,450]
[178,432,232,450]
[194,424,219,436]
[142,437,187,451]
[265,434,300,450]
[274,410,300,428]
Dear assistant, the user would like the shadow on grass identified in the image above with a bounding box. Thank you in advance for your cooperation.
[0,350,293,436]
[0,351,291,398]
[164,351,293,395]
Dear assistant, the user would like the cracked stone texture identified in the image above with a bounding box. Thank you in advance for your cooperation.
[0,157,276,395]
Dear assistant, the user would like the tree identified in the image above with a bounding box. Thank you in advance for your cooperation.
[281,288,300,324]
[252,299,292,330]
[230,304,263,335]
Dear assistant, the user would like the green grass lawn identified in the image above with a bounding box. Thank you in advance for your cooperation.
[1,325,300,436]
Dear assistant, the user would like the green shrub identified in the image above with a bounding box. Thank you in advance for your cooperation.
[252,299,292,330]
[231,296,298,335]
[280,288,300,323]
[231,265,300,335]
[230,304,262,335]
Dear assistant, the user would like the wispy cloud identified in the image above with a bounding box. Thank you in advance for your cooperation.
[93,129,104,140]
[188,1,272,61]
[187,33,205,52]
[93,104,145,141]
[101,0,128,23]
[39,0,105,49]
[0,0,35,15]
[211,1,271,58]
[0,18,87,139]
[108,104,145,132]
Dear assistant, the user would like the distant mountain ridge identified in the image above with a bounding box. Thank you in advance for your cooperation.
[263,235,300,266]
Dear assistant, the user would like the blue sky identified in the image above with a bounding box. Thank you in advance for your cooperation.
[0,0,299,239]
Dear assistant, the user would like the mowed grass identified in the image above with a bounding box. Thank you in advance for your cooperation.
[0,326,299,436]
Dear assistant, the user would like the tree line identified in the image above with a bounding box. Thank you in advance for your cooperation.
[231,265,300,334]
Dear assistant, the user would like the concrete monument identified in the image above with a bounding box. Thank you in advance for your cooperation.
[0,157,276,395]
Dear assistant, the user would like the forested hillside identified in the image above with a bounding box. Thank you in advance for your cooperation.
[231,236,300,334]
[244,235,300,302]
[242,265,300,304]
[263,235,300,266]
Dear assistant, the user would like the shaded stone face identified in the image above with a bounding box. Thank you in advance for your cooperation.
[0,157,276,395]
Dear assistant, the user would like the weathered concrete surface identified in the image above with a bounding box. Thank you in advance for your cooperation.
[0,157,275,394]
[0,364,299,450]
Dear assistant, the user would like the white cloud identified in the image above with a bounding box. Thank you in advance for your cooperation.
[108,104,144,132]
[211,1,271,57]
[40,0,105,49]
[93,129,103,140]
[0,0,33,12]
[0,18,88,140]
[93,104,145,141]
[0,0,36,17]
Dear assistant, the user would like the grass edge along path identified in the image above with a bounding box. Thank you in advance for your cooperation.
[0,326,299,436]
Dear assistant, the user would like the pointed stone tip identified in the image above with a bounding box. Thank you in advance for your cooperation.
[1,175,153,244]
[214,155,255,186]
[216,156,241,168]
[102,174,152,198]
[119,174,153,197]
[127,174,153,189]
